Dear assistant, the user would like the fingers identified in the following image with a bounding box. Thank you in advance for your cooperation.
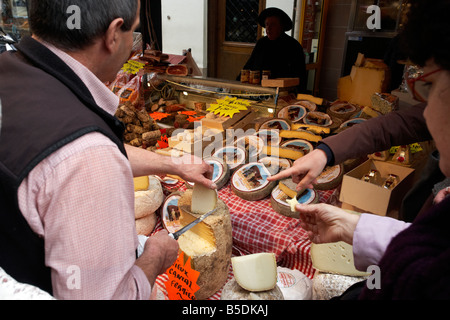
[267,166,295,181]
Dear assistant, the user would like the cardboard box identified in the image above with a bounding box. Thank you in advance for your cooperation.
[339,160,415,216]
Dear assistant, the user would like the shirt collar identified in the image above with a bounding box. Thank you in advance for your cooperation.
[38,40,120,116]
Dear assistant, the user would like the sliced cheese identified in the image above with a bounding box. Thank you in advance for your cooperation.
[310,242,369,277]
[279,130,322,143]
[262,145,305,160]
[296,94,323,106]
[231,253,278,292]
[191,183,217,214]
[133,176,149,191]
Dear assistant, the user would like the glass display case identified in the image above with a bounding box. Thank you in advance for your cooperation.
[150,74,285,118]
[0,0,29,41]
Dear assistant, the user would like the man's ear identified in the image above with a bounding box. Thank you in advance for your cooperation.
[103,18,125,53]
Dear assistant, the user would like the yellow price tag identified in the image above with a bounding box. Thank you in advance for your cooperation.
[206,96,251,118]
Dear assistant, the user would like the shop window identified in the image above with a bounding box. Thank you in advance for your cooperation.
[225,0,259,43]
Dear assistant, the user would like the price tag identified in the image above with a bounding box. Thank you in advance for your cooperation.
[121,60,146,74]
[165,252,200,300]
[207,96,252,118]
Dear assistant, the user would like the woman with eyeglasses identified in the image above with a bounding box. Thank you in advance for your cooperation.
[271,0,450,299]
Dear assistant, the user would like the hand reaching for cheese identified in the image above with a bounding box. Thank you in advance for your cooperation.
[296,203,360,245]
[135,230,179,287]
[268,149,328,191]
[175,154,217,189]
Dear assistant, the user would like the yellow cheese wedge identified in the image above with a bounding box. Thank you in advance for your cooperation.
[279,130,322,143]
[191,183,217,214]
[133,176,149,191]
[231,253,278,292]
[262,145,304,160]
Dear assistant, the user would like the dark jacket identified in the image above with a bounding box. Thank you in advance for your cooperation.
[241,33,307,93]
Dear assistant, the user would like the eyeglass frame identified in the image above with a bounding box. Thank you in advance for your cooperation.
[407,68,443,102]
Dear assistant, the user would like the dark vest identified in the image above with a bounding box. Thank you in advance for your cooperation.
[0,37,127,294]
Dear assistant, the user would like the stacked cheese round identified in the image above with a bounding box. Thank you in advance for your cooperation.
[134,176,164,235]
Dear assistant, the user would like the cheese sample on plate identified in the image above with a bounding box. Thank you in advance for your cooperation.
[231,253,278,292]
[310,242,369,277]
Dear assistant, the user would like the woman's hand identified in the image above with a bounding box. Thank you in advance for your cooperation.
[296,203,360,245]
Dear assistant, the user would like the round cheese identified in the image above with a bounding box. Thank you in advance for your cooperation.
[213,146,247,172]
[231,253,278,292]
[276,267,312,300]
[312,271,367,300]
[186,156,230,190]
[281,139,314,155]
[134,176,164,219]
[160,192,183,234]
[296,100,317,112]
[220,277,284,300]
[258,156,292,175]
[234,135,264,162]
[231,162,276,201]
[270,185,318,218]
[177,190,232,300]
[314,164,344,190]
[256,129,281,146]
[277,105,307,123]
[303,111,332,127]
[135,213,157,236]
[327,102,358,120]
[259,118,292,131]
[335,118,367,134]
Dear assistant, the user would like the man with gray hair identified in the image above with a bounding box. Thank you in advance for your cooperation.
[0,0,214,299]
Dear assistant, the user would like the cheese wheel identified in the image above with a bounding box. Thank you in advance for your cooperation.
[312,271,367,300]
[277,105,307,123]
[177,190,232,300]
[213,146,246,172]
[327,102,358,120]
[281,139,314,155]
[256,129,281,146]
[135,213,157,236]
[270,185,318,219]
[160,192,182,234]
[234,135,264,162]
[303,111,332,127]
[296,100,317,112]
[134,176,164,219]
[314,164,344,190]
[259,118,292,131]
[258,157,292,175]
[220,277,284,300]
[231,162,276,201]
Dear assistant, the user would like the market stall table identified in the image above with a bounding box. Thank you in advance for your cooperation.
[152,179,335,300]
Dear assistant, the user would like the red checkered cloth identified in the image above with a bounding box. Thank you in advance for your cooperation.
[153,179,335,300]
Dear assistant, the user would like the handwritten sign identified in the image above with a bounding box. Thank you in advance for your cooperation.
[165,252,200,300]
[207,96,252,118]
[121,60,146,75]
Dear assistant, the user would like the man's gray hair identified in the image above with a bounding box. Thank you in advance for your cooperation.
[28,0,138,51]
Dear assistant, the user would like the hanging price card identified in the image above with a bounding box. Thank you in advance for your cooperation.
[165,252,200,300]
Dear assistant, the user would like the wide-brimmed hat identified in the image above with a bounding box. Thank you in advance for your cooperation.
[257,7,293,31]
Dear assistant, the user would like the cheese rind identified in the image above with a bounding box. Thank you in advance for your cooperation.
[220,277,284,300]
[231,253,278,292]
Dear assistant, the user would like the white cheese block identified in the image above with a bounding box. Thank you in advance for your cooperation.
[231,162,276,201]
[220,277,284,300]
[231,253,278,292]
[191,183,217,214]
[134,176,164,219]
[310,242,370,277]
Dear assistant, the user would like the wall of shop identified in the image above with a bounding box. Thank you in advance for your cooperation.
[318,0,353,101]
[161,0,208,75]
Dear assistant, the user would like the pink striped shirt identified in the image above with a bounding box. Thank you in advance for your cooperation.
[17,41,151,299]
